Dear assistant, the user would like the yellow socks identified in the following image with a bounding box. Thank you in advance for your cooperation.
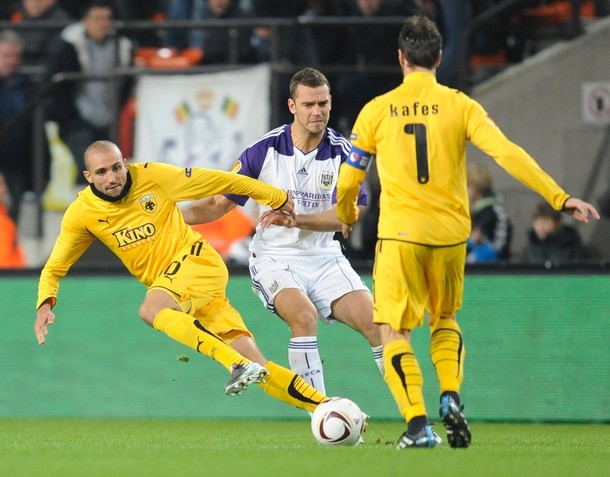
[383,339,426,422]
[153,311,329,413]
[153,308,248,372]
[257,361,327,413]
[430,318,465,394]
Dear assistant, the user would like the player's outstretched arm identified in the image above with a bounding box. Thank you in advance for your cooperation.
[181,195,237,225]
[562,198,600,224]
[34,302,55,345]
[260,205,365,232]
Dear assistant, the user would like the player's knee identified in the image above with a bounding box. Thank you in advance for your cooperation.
[287,311,318,335]
[138,302,157,326]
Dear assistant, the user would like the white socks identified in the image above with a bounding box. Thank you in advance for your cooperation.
[372,344,385,375]
[288,336,326,395]
[288,337,385,396]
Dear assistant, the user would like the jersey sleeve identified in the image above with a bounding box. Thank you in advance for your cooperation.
[224,147,263,206]
[151,162,288,210]
[465,97,570,210]
[336,103,376,224]
[37,201,95,310]
[336,160,367,225]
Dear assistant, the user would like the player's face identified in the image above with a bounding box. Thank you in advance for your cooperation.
[288,84,331,136]
[83,150,128,197]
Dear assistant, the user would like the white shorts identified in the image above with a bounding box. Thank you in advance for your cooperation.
[249,253,370,322]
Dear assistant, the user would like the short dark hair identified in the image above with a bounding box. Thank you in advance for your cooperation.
[533,201,562,222]
[289,68,330,99]
[398,15,442,69]
[82,0,114,18]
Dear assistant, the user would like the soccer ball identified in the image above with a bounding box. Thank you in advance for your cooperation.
[311,397,367,446]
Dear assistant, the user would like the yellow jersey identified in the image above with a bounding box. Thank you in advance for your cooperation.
[37,162,288,309]
[337,72,569,246]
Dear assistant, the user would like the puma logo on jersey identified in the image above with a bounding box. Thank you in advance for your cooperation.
[98,217,111,225]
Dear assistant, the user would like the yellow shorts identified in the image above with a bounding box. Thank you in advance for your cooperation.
[373,240,465,331]
[148,240,252,344]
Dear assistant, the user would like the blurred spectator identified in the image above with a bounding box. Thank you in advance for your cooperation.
[466,228,499,263]
[435,0,470,88]
[46,0,133,184]
[11,0,74,84]
[250,0,307,62]
[110,0,165,47]
[520,200,588,264]
[0,29,34,223]
[333,0,419,133]
[467,163,512,262]
[165,0,256,64]
[297,1,353,66]
[0,170,26,268]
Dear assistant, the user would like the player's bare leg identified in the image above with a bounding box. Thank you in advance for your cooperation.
[331,290,384,373]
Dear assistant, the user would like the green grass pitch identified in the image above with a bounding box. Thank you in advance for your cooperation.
[0,419,608,477]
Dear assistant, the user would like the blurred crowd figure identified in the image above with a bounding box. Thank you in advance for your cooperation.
[44,0,133,184]
[0,170,26,268]
[520,201,588,265]
[1,0,608,267]
[165,0,256,64]
[0,29,33,223]
[466,163,512,263]
[8,0,74,85]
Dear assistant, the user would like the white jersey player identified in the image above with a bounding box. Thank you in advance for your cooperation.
[182,68,383,395]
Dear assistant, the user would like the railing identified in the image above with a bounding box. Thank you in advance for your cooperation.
[0,4,596,239]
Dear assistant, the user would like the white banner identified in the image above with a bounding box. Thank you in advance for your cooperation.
[134,64,271,170]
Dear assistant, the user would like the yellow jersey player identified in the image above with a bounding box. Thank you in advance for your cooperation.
[34,140,329,413]
[336,15,599,449]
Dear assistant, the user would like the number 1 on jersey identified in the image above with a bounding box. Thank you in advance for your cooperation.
[404,123,429,184]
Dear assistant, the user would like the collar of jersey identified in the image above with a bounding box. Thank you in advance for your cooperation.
[403,71,436,84]
[89,171,133,203]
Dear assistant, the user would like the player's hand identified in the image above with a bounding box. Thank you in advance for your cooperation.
[34,304,55,345]
[341,222,353,239]
[275,193,295,219]
[563,198,600,224]
[260,209,297,229]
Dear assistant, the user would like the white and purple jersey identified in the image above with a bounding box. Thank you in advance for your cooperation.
[225,124,368,257]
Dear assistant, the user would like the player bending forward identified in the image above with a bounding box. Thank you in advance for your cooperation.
[34,140,339,415]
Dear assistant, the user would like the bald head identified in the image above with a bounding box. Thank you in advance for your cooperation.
[84,140,122,171]
[82,141,128,198]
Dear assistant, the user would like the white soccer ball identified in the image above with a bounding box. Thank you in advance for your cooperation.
[311,397,367,446]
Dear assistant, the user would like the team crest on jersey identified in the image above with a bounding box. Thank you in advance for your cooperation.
[139,194,157,214]
[318,171,335,189]
[231,160,242,173]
